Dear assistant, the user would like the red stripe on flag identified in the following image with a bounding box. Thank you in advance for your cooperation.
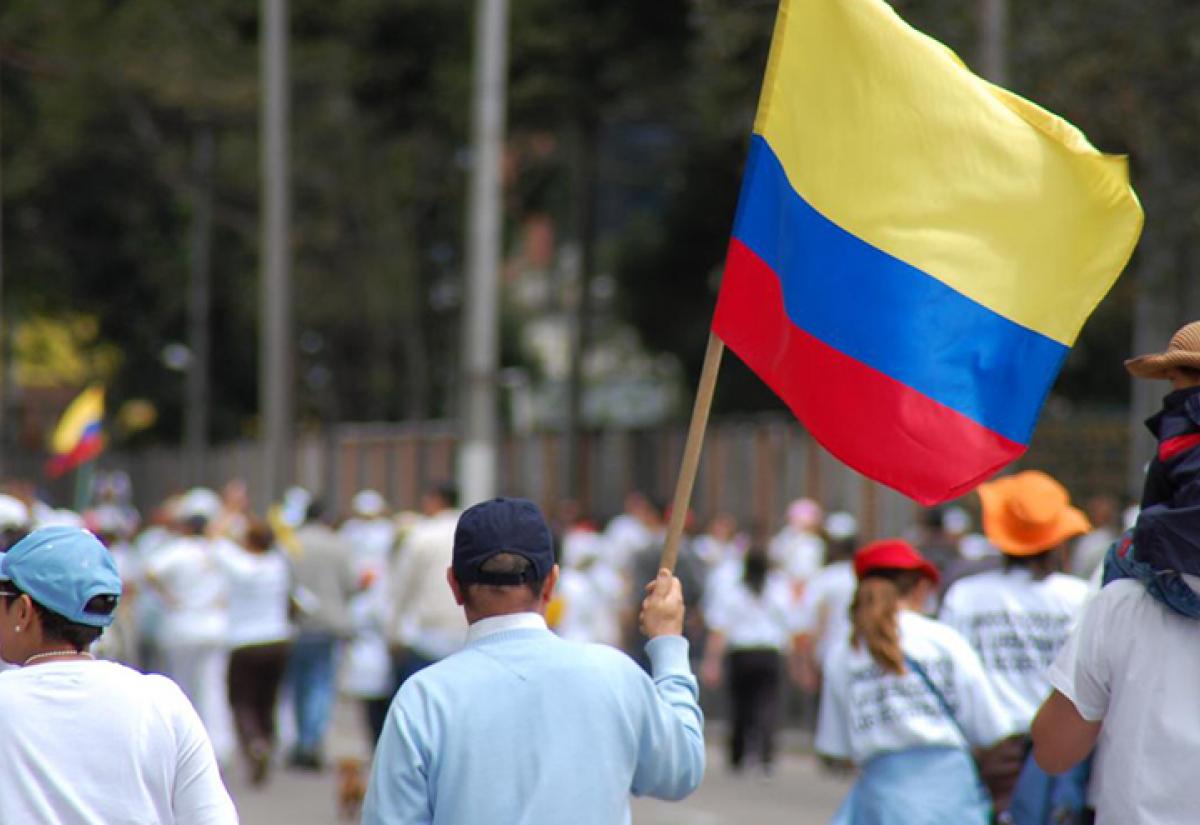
[45,433,105,479]
[1159,433,1200,463]
[712,238,1023,505]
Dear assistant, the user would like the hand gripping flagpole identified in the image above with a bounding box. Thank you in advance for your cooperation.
[659,332,725,572]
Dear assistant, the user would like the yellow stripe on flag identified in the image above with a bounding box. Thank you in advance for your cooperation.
[50,385,105,455]
[753,0,1143,346]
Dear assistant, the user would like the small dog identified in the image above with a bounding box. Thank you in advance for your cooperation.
[336,757,368,821]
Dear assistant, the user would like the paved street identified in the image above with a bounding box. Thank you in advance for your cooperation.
[231,702,849,824]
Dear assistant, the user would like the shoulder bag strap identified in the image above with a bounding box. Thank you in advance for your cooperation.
[904,654,970,746]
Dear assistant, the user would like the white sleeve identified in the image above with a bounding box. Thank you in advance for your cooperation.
[1046,589,1111,722]
[814,647,852,759]
[362,692,434,825]
[947,632,1012,746]
[164,682,238,824]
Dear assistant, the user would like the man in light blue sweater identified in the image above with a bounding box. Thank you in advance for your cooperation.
[362,497,705,825]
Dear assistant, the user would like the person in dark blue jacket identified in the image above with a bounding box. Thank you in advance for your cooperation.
[1112,320,1200,615]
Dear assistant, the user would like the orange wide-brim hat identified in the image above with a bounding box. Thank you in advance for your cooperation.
[1125,320,1200,379]
[978,470,1091,557]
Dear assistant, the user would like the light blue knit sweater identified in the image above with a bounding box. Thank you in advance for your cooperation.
[362,617,705,825]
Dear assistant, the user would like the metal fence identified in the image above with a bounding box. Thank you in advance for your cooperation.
[93,410,1129,541]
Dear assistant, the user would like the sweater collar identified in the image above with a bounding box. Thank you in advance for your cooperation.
[466,612,547,644]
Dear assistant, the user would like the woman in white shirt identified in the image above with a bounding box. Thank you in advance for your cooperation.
[701,547,795,773]
[939,471,1090,730]
[144,512,234,767]
[818,540,1011,825]
[0,526,236,824]
[217,520,293,785]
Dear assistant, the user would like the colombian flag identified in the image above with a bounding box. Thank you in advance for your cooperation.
[712,0,1143,505]
[46,386,105,478]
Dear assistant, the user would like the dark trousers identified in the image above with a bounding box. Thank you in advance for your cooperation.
[228,641,291,760]
[728,648,782,769]
[363,697,392,748]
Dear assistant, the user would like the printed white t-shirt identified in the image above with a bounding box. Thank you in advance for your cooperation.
[1048,577,1200,825]
[0,660,237,825]
[704,570,796,650]
[940,567,1088,729]
[146,536,229,646]
[816,610,1012,765]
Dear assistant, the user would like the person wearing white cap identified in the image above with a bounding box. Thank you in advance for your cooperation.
[338,490,398,746]
[769,498,827,588]
[0,527,237,824]
[144,489,235,767]
[340,489,396,569]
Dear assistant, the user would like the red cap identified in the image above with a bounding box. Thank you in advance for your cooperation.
[853,539,940,586]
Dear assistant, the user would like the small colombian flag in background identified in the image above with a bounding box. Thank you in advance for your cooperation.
[46,385,105,479]
[712,0,1144,505]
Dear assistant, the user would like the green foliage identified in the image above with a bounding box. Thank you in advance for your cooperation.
[3,0,1196,445]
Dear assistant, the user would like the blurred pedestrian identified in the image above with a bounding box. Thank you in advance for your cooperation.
[339,489,396,572]
[769,498,826,589]
[287,500,357,770]
[791,511,858,689]
[362,498,704,824]
[555,508,623,647]
[338,489,398,746]
[219,520,293,786]
[940,472,1089,729]
[701,546,793,774]
[818,540,1010,824]
[939,471,1090,816]
[386,484,466,690]
[0,527,236,824]
[144,490,235,768]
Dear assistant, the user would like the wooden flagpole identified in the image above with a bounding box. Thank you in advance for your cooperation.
[659,332,725,572]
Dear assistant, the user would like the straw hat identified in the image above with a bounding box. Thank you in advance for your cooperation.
[978,471,1090,556]
[1125,321,1200,379]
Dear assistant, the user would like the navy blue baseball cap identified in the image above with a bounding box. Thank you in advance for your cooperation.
[453,498,555,585]
[0,526,122,627]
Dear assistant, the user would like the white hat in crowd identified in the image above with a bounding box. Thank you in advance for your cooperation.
[178,487,222,522]
[352,489,387,518]
[824,511,858,541]
[0,495,30,530]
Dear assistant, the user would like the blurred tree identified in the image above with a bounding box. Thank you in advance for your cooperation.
[1,0,1197,456]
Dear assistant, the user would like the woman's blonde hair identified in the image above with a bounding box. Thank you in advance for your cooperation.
[850,571,924,675]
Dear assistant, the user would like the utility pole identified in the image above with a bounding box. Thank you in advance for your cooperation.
[563,117,597,503]
[458,0,509,506]
[978,0,1008,87]
[260,0,293,503]
[186,127,214,486]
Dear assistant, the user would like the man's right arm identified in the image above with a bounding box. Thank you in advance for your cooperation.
[361,696,434,825]
[630,570,705,801]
